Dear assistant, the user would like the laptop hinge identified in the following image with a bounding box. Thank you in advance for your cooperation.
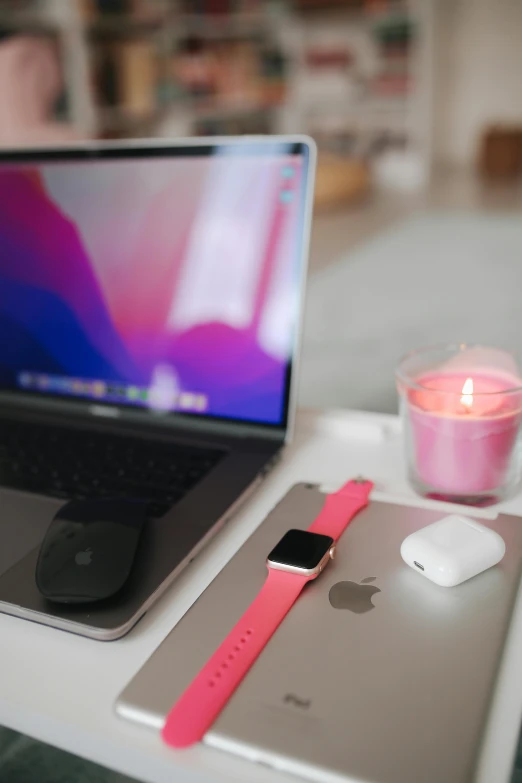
[0,394,286,444]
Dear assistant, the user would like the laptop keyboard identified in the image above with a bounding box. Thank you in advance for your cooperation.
[0,419,224,518]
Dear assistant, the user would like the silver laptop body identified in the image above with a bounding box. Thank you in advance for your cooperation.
[0,137,315,640]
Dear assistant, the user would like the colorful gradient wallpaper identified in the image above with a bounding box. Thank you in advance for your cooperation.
[0,147,306,425]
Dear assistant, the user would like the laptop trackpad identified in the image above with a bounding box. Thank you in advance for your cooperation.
[0,490,61,577]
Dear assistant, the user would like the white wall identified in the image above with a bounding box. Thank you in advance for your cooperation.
[434,0,522,167]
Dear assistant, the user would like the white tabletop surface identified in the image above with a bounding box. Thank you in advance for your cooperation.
[2,408,522,783]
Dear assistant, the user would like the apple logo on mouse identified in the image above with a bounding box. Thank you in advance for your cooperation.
[75,548,93,567]
[329,577,380,614]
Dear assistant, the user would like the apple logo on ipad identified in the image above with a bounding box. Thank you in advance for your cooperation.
[75,548,93,566]
[329,577,380,614]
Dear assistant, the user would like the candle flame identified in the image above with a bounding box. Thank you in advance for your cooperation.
[460,377,474,409]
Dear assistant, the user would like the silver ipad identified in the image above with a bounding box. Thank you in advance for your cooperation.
[116,484,522,783]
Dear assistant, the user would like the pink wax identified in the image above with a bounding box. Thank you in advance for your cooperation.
[407,371,522,495]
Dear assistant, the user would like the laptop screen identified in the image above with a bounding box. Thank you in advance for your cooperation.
[0,141,312,429]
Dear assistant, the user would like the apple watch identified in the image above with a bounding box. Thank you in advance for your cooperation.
[162,477,373,749]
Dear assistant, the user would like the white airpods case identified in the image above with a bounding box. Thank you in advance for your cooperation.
[400,515,506,587]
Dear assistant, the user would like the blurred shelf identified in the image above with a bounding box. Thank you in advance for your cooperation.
[302,95,410,113]
[368,8,411,25]
[87,15,167,38]
[294,4,412,36]
[180,12,269,38]
[98,106,162,131]
[98,94,282,131]
[293,0,365,15]
[0,10,57,35]
[87,11,270,41]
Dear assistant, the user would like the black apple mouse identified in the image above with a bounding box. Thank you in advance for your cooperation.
[35,498,149,604]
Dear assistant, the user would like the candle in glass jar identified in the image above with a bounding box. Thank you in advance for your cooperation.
[407,371,522,495]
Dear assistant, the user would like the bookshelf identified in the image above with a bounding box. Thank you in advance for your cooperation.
[278,0,432,188]
[86,1,289,138]
[0,0,434,189]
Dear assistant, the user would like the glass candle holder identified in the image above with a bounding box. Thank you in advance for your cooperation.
[396,345,522,506]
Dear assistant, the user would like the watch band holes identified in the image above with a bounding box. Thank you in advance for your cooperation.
[209,632,256,689]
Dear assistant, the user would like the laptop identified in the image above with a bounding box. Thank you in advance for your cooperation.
[0,136,316,640]
[116,484,522,783]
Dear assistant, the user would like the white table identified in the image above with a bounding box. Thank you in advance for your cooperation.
[2,408,522,783]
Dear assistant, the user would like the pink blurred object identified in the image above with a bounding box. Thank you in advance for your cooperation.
[0,35,83,147]
[408,372,522,495]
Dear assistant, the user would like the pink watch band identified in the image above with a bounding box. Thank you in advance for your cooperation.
[161,568,308,749]
[308,478,374,539]
[162,478,373,749]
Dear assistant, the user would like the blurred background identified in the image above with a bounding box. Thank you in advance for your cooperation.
[1,0,522,414]
[1,3,522,782]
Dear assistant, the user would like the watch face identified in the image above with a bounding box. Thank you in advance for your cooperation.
[267,529,334,571]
